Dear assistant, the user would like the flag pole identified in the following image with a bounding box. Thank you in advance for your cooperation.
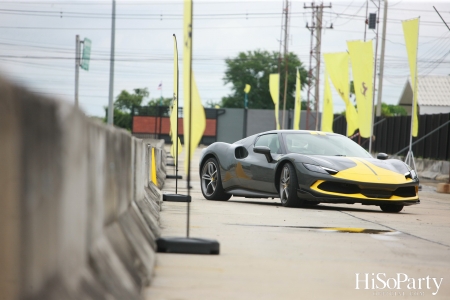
[156,0,220,255]
[174,34,179,194]
[186,0,193,239]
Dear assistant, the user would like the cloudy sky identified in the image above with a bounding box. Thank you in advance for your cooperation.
[0,0,449,117]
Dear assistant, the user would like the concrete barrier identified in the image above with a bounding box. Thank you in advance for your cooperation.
[0,77,166,300]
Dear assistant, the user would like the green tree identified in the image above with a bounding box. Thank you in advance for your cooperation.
[381,103,407,117]
[147,97,172,107]
[220,50,308,109]
[114,88,149,112]
[104,88,149,131]
[349,80,355,100]
[339,102,407,117]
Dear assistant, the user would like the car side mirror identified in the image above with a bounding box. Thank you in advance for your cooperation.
[253,146,273,163]
[377,153,388,160]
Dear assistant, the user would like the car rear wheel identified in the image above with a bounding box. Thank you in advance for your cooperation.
[279,163,301,207]
[380,204,404,213]
[201,158,231,201]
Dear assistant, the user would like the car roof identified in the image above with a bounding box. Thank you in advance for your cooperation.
[261,130,341,135]
[233,130,342,145]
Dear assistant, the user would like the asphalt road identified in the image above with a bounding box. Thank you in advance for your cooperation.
[145,147,450,300]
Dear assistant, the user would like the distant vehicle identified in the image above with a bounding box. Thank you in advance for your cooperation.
[199,130,419,213]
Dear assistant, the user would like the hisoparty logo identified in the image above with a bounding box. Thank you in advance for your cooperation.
[355,273,444,296]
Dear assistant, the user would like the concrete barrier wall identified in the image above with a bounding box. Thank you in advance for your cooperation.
[0,77,166,300]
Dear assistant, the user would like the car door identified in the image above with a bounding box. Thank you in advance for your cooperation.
[237,133,281,193]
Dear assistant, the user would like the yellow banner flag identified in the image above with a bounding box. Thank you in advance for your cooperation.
[170,35,182,161]
[347,40,374,138]
[183,0,206,175]
[244,84,251,94]
[402,18,419,137]
[269,73,280,130]
[293,68,301,130]
[324,52,358,136]
[321,73,333,133]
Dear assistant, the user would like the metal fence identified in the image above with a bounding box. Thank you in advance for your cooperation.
[333,113,450,160]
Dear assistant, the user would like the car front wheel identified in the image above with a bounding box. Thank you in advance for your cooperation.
[279,163,301,207]
[201,158,231,201]
[380,204,404,213]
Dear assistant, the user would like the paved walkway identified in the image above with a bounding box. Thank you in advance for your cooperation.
[145,146,450,300]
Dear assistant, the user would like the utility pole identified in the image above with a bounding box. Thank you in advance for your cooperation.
[305,2,332,130]
[75,35,80,107]
[305,7,315,130]
[107,0,116,125]
[314,4,323,131]
[281,0,291,129]
[376,0,388,117]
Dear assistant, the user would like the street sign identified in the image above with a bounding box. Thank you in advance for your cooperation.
[80,38,91,71]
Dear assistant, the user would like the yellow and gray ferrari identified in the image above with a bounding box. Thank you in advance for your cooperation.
[199,130,419,213]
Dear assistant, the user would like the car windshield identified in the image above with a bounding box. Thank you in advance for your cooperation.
[282,133,372,158]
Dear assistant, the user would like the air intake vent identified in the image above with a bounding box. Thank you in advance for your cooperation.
[394,186,416,197]
[361,189,392,199]
[318,181,360,194]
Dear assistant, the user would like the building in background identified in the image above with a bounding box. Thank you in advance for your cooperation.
[398,76,450,115]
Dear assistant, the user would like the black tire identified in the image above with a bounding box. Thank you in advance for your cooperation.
[279,163,301,207]
[305,201,320,207]
[200,158,231,201]
[380,204,404,213]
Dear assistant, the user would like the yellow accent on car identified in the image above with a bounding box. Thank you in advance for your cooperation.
[310,180,418,201]
[332,157,412,184]
[223,171,233,182]
[235,162,251,179]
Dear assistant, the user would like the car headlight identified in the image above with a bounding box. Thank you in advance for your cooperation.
[404,170,417,179]
[303,163,338,175]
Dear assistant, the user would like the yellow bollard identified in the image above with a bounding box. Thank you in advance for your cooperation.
[151,147,158,186]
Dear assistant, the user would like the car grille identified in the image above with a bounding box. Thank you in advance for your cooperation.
[361,189,392,199]
[317,181,416,199]
[318,181,360,194]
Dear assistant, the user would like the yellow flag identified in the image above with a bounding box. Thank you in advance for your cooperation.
[269,73,280,130]
[244,84,251,94]
[170,35,182,161]
[402,18,419,137]
[293,68,301,130]
[183,0,206,175]
[324,52,358,136]
[321,73,333,133]
[347,41,374,138]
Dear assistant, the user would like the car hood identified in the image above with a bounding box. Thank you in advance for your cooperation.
[307,155,413,184]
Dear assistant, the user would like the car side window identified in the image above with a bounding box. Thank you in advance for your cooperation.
[255,134,280,154]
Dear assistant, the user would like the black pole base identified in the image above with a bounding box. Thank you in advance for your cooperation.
[166,175,183,179]
[156,237,220,254]
[163,194,191,202]
[167,163,176,167]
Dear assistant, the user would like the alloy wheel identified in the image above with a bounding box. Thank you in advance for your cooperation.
[280,165,290,204]
[202,161,218,197]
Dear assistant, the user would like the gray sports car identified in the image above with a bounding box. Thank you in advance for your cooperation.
[199,130,420,213]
